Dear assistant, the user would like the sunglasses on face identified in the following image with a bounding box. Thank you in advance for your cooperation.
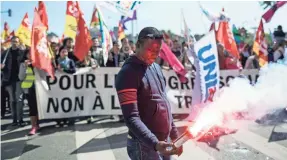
[141,34,163,40]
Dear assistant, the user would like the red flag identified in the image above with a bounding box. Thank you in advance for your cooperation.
[159,42,187,82]
[74,12,92,61]
[38,1,49,30]
[262,1,287,23]
[31,8,54,79]
[252,19,268,67]
[216,21,239,59]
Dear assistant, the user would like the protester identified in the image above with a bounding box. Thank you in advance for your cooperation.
[121,38,132,57]
[244,52,260,69]
[1,36,26,126]
[171,39,182,59]
[90,37,105,67]
[273,25,286,43]
[62,37,79,63]
[50,42,60,68]
[217,43,242,70]
[1,46,10,119]
[240,45,251,68]
[106,40,128,67]
[18,50,39,135]
[115,27,182,159]
[78,51,98,69]
[57,46,76,74]
[129,40,136,54]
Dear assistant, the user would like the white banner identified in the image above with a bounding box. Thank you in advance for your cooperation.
[194,31,220,103]
[35,68,259,119]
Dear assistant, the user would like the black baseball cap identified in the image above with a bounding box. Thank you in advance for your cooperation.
[138,27,163,40]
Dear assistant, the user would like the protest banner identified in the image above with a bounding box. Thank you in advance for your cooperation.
[35,68,259,119]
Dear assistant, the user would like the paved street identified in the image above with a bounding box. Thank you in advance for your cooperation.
[1,108,287,160]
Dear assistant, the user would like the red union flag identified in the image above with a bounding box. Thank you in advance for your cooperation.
[74,12,92,61]
[253,19,268,67]
[31,8,54,79]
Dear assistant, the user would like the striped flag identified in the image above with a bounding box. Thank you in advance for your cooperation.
[90,5,113,65]
[253,19,268,67]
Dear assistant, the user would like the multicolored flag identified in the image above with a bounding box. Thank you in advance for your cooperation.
[120,10,137,30]
[262,1,287,23]
[216,21,239,59]
[199,4,230,22]
[30,8,54,79]
[15,13,31,46]
[90,5,113,65]
[118,21,126,40]
[74,10,92,61]
[253,19,268,67]
[99,1,141,17]
[63,1,80,39]
[1,30,15,48]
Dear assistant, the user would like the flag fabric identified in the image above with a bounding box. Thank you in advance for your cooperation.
[99,1,141,17]
[64,1,80,39]
[216,21,239,59]
[90,6,100,28]
[159,42,187,83]
[15,13,31,46]
[253,19,268,67]
[1,22,10,41]
[193,31,220,103]
[118,21,126,40]
[38,1,49,30]
[232,24,242,44]
[182,11,190,43]
[2,31,15,48]
[90,5,113,65]
[109,30,116,41]
[209,22,215,31]
[199,5,230,22]
[121,10,137,30]
[74,12,92,62]
[30,8,54,79]
[262,1,287,23]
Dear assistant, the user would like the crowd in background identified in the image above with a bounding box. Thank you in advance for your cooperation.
[1,25,287,136]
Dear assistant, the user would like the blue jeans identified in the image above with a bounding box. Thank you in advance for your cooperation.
[127,137,172,160]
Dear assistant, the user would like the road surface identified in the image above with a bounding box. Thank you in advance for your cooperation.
[1,108,287,160]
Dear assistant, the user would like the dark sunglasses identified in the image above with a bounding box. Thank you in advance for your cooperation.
[141,34,163,40]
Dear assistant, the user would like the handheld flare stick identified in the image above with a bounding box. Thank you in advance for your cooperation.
[173,126,207,148]
[173,130,194,148]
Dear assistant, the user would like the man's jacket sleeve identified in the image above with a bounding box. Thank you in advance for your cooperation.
[115,66,159,150]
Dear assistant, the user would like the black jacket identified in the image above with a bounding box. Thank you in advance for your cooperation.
[115,55,179,150]
[1,48,25,85]
[105,51,128,67]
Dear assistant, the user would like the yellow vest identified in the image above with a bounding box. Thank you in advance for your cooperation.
[21,67,35,89]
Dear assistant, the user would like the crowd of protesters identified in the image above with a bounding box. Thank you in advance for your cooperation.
[1,25,287,136]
